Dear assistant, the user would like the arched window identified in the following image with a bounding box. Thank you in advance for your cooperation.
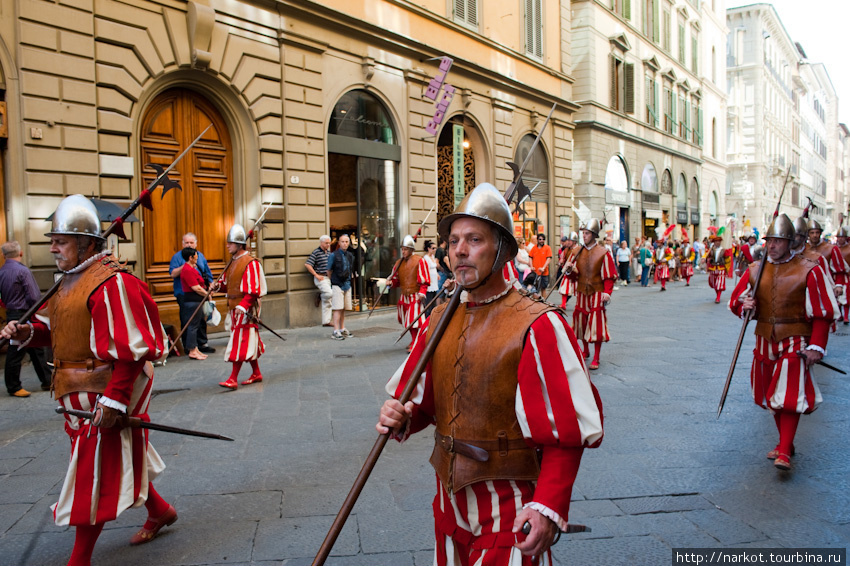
[641,162,658,192]
[709,190,719,219]
[689,177,700,225]
[676,173,687,205]
[605,155,629,192]
[513,134,550,242]
[661,169,673,195]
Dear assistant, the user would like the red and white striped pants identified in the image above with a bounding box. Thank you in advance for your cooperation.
[751,335,822,414]
[571,292,610,343]
[708,269,726,291]
[52,370,165,526]
[432,477,551,566]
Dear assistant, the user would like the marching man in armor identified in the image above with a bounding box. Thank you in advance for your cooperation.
[653,239,673,291]
[836,226,850,324]
[680,239,696,286]
[706,233,732,303]
[387,235,430,352]
[1,195,176,566]
[805,218,848,319]
[377,182,603,565]
[568,218,617,370]
[729,214,839,472]
[218,224,268,390]
[557,231,579,308]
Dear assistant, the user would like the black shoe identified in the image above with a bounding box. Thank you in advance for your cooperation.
[198,345,217,354]
[40,384,51,392]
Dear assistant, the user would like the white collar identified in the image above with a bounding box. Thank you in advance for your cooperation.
[767,254,794,265]
[62,250,112,274]
[462,283,512,305]
[583,241,597,250]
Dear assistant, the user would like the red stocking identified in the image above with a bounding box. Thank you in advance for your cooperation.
[591,342,602,366]
[777,412,800,457]
[144,484,170,520]
[249,360,261,377]
[561,294,567,308]
[67,523,104,566]
[409,328,419,348]
[716,290,723,303]
[685,276,691,285]
[581,340,590,359]
[843,304,849,323]
[661,280,666,290]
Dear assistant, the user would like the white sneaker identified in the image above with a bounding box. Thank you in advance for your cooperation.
[331,330,345,340]
[341,329,353,338]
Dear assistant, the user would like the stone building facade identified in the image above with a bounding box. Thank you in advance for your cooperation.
[0,0,578,328]
[570,0,727,246]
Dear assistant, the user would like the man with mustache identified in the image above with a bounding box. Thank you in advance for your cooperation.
[378,183,603,565]
[1,195,175,566]
[729,214,839,472]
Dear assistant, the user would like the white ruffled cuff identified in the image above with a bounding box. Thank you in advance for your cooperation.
[523,502,569,532]
[98,396,128,414]
[235,305,247,314]
[805,344,826,355]
[11,323,35,348]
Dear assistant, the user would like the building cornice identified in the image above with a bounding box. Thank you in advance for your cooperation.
[574,118,704,165]
[273,0,580,111]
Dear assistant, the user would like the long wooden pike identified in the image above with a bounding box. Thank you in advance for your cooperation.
[312,288,463,566]
[165,202,273,358]
[394,285,448,344]
[717,167,793,418]
[0,125,211,349]
[366,262,399,320]
[504,103,556,208]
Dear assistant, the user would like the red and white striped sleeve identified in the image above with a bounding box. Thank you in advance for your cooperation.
[503,262,522,290]
[385,319,436,439]
[828,246,849,278]
[516,311,603,526]
[601,250,617,293]
[728,266,754,318]
[88,273,166,406]
[417,257,430,295]
[806,264,839,350]
[237,259,268,310]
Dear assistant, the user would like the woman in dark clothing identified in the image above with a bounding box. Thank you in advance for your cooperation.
[179,247,208,360]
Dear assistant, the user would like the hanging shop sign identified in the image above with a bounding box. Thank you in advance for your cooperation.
[453,124,465,206]
[425,57,456,135]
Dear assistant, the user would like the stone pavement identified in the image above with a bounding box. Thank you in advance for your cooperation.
[1,272,848,566]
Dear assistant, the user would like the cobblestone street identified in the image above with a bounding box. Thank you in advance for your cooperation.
[1,272,849,565]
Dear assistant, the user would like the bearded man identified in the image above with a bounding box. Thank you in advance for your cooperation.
[378,182,603,566]
[729,214,839,472]
[1,195,174,566]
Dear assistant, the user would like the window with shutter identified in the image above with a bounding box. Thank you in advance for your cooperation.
[663,10,670,51]
[652,0,659,43]
[525,0,543,59]
[624,0,631,19]
[454,0,478,28]
[697,106,704,146]
[671,92,677,134]
[610,55,621,110]
[692,34,698,73]
[684,98,691,140]
[624,63,635,114]
[678,24,685,64]
[654,80,660,127]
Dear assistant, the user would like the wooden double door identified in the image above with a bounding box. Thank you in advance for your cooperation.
[140,88,234,301]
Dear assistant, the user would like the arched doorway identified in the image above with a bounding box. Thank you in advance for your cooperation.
[437,116,480,226]
[689,177,700,240]
[513,134,550,243]
[327,89,400,311]
[139,88,234,304]
[675,173,688,232]
[641,162,660,239]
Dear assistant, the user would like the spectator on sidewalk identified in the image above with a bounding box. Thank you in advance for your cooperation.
[422,240,440,316]
[616,240,632,285]
[639,241,654,287]
[306,235,332,327]
[327,234,354,340]
[529,234,553,291]
[169,233,215,354]
[434,238,450,306]
[178,248,209,360]
[0,241,51,397]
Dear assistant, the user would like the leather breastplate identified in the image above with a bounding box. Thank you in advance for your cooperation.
[425,288,555,493]
[225,253,255,311]
[575,246,606,295]
[397,255,421,295]
[840,244,850,268]
[48,256,126,397]
[808,241,834,261]
[750,256,817,342]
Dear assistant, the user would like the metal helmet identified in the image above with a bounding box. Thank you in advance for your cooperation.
[837,226,850,238]
[401,235,416,249]
[793,216,808,236]
[437,182,518,259]
[751,244,764,261]
[807,218,824,232]
[227,223,248,244]
[45,195,104,239]
[747,231,758,241]
[568,231,579,242]
[581,218,602,236]
[763,214,795,241]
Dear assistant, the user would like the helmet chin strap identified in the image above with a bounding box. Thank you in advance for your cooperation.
[459,237,505,293]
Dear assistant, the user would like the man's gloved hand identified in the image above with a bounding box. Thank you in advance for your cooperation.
[92,403,123,428]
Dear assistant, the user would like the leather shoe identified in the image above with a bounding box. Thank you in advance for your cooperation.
[11,389,31,398]
[241,374,263,385]
[218,378,238,390]
[41,384,52,392]
[589,362,600,370]
[774,454,791,471]
[767,445,795,460]
[198,345,216,354]
[130,505,178,545]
